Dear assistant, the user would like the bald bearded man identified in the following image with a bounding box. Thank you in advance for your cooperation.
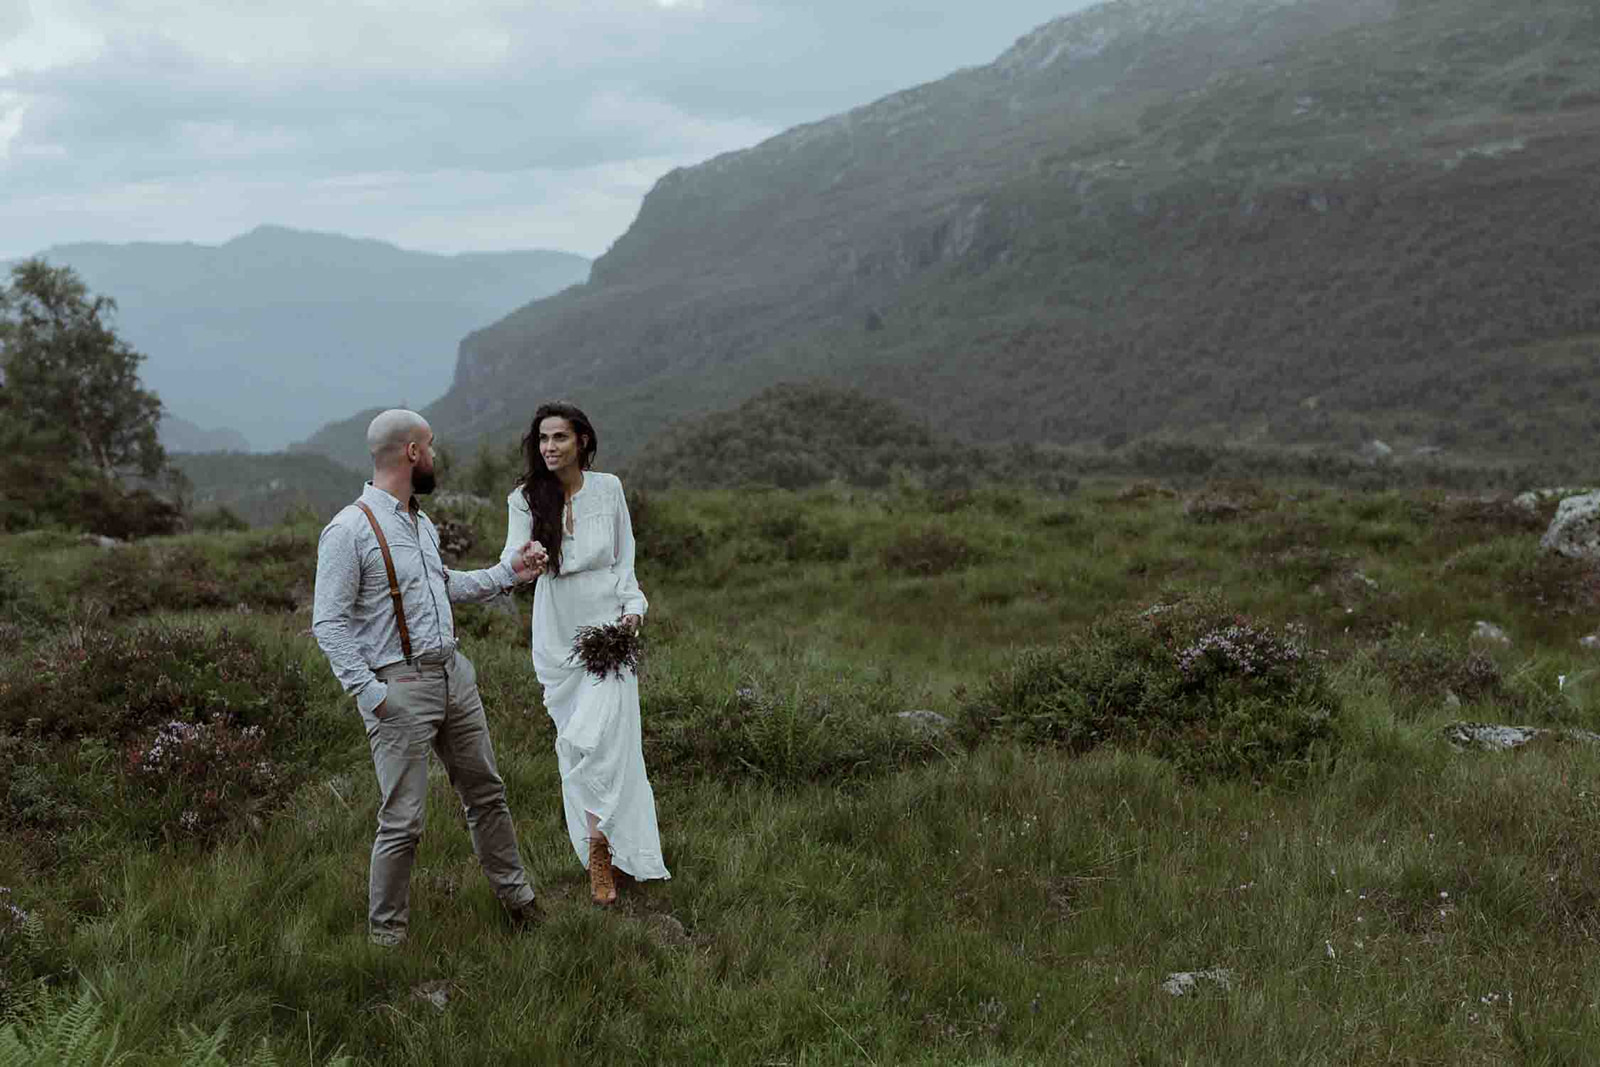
[313,409,548,945]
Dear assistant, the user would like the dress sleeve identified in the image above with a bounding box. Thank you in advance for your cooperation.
[612,477,648,618]
[501,487,533,568]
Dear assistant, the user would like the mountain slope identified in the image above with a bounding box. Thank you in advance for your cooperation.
[171,451,363,527]
[19,227,589,452]
[308,0,1600,471]
[159,414,251,454]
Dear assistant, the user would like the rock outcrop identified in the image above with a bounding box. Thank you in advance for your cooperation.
[1445,722,1600,751]
[1539,492,1600,560]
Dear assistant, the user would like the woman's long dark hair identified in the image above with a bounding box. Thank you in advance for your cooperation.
[518,402,599,576]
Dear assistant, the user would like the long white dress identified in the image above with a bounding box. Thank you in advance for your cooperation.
[501,472,670,881]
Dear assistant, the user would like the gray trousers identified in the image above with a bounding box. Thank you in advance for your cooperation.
[362,650,534,941]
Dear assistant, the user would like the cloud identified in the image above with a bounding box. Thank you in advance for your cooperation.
[0,0,1090,258]
[0,91,23,159]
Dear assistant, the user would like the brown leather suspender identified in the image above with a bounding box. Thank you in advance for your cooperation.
[355,501,413,664]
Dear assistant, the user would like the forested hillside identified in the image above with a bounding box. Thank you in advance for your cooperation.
[170,451,361,528]
[302,0,1600,475]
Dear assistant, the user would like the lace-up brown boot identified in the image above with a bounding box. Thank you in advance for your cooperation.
[588,836,618,907]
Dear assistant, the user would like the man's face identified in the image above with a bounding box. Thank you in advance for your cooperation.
[409,429,437,495]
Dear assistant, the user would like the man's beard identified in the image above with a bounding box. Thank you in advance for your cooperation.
[411,465,436,496]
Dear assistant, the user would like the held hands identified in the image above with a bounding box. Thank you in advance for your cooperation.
[510,539,549,582]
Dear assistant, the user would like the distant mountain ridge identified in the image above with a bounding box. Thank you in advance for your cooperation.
[159,414,251,454]
[300,0,1600,473]
[16,226,590,452]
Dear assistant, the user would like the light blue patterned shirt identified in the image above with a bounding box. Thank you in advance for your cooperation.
[312,482,518,714]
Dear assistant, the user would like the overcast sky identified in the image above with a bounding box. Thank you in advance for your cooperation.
[0,0,1096,261]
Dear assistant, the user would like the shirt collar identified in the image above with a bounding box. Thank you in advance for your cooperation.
[363,481,420,517]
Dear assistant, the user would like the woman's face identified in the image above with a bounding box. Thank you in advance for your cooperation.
[538,416,583,474]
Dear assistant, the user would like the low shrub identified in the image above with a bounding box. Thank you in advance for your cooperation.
[1439,496,1544,535]
[0,624,336,845]
[68,543,230,617]
[880,528,981,577]
[628,490,710,572]
[643,670,945,786]
[0,560,52,630]
[1124,438,1218,479]
[1183,480,1276,523]
[928,487,1028,518]
[748,509,851,564]
[961,592,1339,782]
[85,485,187,541]
[125,717,284,839]
[1369,628,1504,710]
[238,528,317,566]
[58,534,310,618]
[432,518,477,565]
[1509,552,1600,617]
[190,506,250,533]
[453,597,526,645]
[2,624,316,744]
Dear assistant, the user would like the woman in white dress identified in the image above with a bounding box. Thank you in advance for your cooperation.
[501,402,670,905]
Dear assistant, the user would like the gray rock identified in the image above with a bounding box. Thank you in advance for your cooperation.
[646,914,693,949]
[1359,439,1393,464]
[412,980,452,1011]
[1581,635,1600,652]
[1445,723,1544,750]
[80,534,122,549]
[1471,621,1511,646]
[431,491,495,511]
[1162,968,1233,996]
[1514,486,1595,513]
[1444,722,1600,751]
[1540,492,1600,560]
[894,710,952,731]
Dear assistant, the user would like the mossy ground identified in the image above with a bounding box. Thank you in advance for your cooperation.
[3,478,1600,1064]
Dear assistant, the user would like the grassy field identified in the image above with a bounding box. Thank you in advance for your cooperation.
[3,477,1600,1064]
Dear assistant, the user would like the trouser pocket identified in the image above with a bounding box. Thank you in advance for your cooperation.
[364,667,429,739]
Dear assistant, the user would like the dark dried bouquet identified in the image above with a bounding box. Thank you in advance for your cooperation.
[568,621,645,681]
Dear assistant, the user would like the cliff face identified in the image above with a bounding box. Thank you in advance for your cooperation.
[351,0,1600,469]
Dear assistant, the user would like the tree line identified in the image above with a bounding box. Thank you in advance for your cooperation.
[0,260,182,537]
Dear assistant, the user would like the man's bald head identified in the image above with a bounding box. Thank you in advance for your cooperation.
[367,409,431,470]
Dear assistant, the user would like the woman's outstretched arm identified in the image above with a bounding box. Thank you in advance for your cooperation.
[501,488,533,569]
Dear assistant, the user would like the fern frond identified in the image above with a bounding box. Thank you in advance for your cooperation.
[0,1027,33,1067]
[0,977,44,1028]
[51,990,104,1064]
[0,987,123,1067]
[19,914,44,954]
[240,1037,280,1067]
[174,1022,230,1067]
